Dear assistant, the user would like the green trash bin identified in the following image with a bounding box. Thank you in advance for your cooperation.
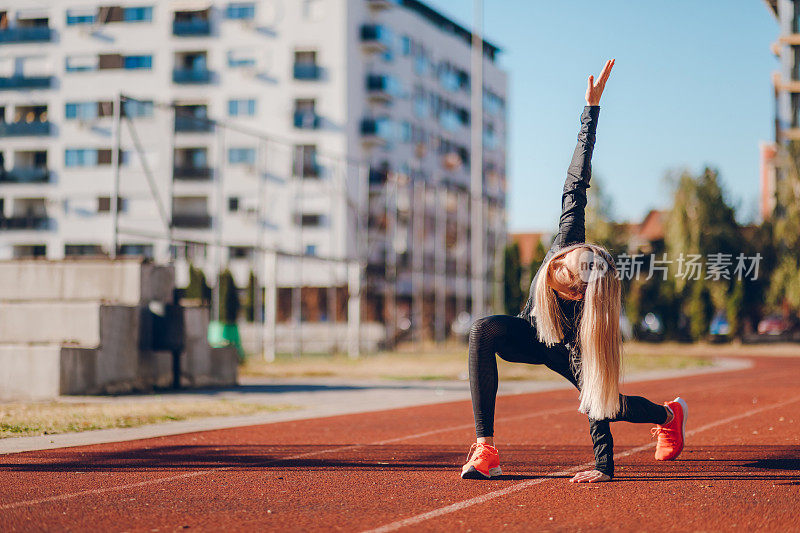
[208,321,246,362]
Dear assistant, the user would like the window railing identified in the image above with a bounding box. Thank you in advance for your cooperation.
[173,166,213,180]
[0,76,53,90]
[172,68,213,84]
[0,121,51,137]
[0,27,53,44]
[294,112,321,129]
[0,216,51,230]
[174,115,213,132]
[293,63,322,80]
[172,19,211,36]
[172,214,212,228]
[0,167,50,184]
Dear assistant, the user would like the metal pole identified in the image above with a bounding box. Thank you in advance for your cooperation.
[168,103,177,261]
[435,184,446,342]
[110,92,122,258]
[470,0,485,320]
[212,125,225,322]
[256,140,266,359]
[411,181,424,344]
[264,250,277,362]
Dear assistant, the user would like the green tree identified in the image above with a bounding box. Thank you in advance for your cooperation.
[184,263,211,304]
[217,269,240,324]
[585,176,629,253]
[243,270,258,322]
[527,239,547,290]
[664,167,744,340]
[767,142,800,313]
[503,243,523,314]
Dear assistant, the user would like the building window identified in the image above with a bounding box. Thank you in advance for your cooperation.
[119,244,153,258]
[97,196,126,213]
[122,99,154,118]
[228,99,256,116]
[226,3,255,19]
[123,7,153,22]
[401,35,411,56]
[65,102,97,120]
[228,197,239,212]
[228,147,256,164]
[292,145,319,178]
[123,55,153,70]
[228,48,257,68]
[296,213,323,227]
[65,149,113,167]
[65,149,98,167]
[229,246,253,259]
[65,244,106,257]
[65,55,98,72]
[305,244,317,256]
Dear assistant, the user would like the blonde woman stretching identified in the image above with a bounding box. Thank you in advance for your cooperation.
[461,59,687,483]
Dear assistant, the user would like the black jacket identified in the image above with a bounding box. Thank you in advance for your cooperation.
[518,105,599,344]
[517,106,617,477]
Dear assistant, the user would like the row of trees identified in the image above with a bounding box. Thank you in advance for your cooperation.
[503,159,800,341]
[183,265,262,324]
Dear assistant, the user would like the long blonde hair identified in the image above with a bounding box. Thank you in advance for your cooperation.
[533,243,622,420]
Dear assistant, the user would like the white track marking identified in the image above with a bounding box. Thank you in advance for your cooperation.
[0,405,577,510]
[362,394,800,533]
[0,375,784,512]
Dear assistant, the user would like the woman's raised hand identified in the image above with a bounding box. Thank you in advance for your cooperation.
[585,59,614,106]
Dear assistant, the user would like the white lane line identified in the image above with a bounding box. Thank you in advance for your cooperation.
[362,394,800,533]
[0,375,778,512]
[0,405,577,511]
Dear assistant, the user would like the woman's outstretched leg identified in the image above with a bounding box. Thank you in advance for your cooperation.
[462,315,544,479]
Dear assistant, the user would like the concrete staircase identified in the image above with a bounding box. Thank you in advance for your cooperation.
[0,259,237,400]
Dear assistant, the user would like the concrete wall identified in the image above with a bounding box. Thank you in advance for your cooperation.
[0,259,236,400]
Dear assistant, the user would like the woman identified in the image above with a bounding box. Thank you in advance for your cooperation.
[461,59,687,483]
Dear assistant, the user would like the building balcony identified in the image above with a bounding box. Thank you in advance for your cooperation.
[366,74,398,103]
[361,118,392,147]
[0,76,53,90]
[173,69,213,84]
[173,166,213,181]
[0,27,53,44]
[360,24,392,54]
[293,63,322,81]
[174,115,213,132]
[0,121,51,137]
[172,214,212,228]
[172,20,211,36]
[0,167,50,184]
[0,216,51,231]
[294,112,321,129]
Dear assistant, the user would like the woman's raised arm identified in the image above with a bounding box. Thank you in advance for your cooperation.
[552,59,614,250]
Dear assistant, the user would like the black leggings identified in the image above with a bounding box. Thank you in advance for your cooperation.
[468,315,668,477]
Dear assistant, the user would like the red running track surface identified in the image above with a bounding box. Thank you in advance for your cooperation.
[1,356,799,532]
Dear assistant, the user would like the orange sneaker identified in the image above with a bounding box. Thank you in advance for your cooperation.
[460,442,502,479]
[652,397,688,461]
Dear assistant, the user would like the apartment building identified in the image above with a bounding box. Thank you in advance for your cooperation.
[0,0,507,343]
[764,0,799,220]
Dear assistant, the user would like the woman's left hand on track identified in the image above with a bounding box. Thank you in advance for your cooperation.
[569,469,611,483]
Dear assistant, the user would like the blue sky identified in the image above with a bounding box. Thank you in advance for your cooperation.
[427,0,778,231]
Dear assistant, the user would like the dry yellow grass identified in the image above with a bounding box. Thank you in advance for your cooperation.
[0,399,293,439]
[241,341,714,381]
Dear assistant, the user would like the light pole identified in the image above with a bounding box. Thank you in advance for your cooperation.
[470,0,485,320]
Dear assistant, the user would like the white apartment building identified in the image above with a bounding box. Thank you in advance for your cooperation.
[0,0,507,343]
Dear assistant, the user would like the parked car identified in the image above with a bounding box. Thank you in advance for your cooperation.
[637,312,664,342]
[758,314,790,336]
[709,311,730,342]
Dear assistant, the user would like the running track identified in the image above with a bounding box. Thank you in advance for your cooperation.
[2,356,799,532]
